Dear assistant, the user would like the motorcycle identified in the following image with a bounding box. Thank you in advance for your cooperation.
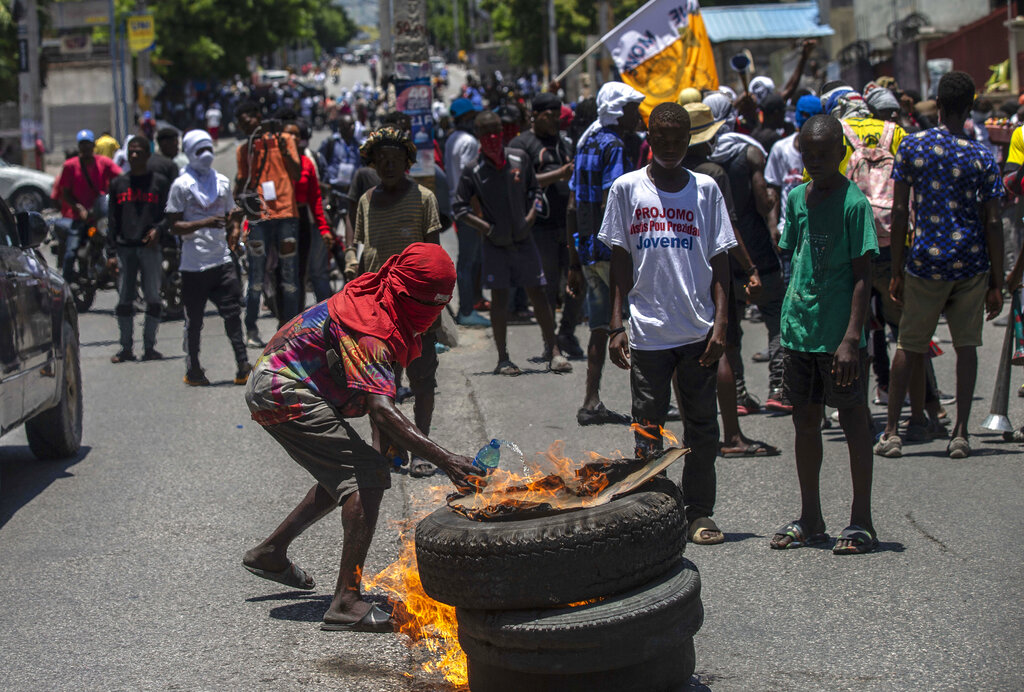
[321,185,349,280]
[50,195,115,312]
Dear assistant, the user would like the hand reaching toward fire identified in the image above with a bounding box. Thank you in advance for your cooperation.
[443,454,487,493]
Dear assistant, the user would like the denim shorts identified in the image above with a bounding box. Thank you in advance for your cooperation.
[583,261,611,331]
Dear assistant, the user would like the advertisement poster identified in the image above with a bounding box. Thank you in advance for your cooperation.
[395,67,434,177]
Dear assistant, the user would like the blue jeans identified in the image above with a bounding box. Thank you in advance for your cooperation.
[245,217,299,332]
[455,221,482,316]
[115,245,162,352]
[60,218,87,279]
[307,232,333,303]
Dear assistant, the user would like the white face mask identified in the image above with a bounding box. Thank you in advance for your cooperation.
[194,151,215,171]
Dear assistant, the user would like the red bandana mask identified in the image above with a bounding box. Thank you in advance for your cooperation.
[480,133,506,169]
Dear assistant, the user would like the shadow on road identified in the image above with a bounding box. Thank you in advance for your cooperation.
[0,445,91,529]
[247,591,391,623]
[722,532,763,543]
[316,653,463,691]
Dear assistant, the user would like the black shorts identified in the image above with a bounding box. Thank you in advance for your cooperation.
[481,236,547,290]
[782,347,869,409]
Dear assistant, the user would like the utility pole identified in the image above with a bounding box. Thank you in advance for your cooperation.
[17,0,43,168]
[548,0,558,84]
[452,0,460,54]
[109,0,122,140]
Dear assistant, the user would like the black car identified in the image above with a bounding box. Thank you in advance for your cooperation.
[0,201,82,465]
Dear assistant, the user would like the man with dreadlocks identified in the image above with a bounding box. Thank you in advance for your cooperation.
[352,126,445,478]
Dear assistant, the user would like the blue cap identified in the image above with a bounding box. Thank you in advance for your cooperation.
[76,129,95,143]
[795,94,824,129]
[143,111,152,120]
[450,97,482,119]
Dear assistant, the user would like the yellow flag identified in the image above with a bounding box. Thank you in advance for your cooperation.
[604,0,718,119]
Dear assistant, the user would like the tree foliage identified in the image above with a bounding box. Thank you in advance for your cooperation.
[0,5,17,97]
[147,0,354,82]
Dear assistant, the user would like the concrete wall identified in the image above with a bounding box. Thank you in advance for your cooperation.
[43,59,133,156]
[853,0,989,48]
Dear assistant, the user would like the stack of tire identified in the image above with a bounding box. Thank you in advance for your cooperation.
[415,478,703,692]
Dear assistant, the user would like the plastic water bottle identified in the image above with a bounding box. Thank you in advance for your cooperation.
[473,439,502,475]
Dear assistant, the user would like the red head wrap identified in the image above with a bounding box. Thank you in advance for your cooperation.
[328,243,455,367]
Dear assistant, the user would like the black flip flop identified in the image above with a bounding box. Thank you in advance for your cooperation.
[832,525,878,555]
[320,604,395,633]
[242,561,315,590]
[769,520,828,550]
[719,440,781,458]
[576,403,631,426]
[409,455,437,478]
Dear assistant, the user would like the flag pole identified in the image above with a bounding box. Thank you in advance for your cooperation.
[555,37,607,84]
[553,0,662,84]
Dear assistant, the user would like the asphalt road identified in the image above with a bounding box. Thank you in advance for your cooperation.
[3,67,1023,692]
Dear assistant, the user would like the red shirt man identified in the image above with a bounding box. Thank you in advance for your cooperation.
[55,129,121,219]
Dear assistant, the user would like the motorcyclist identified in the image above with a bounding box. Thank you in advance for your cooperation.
[54,129,121,279]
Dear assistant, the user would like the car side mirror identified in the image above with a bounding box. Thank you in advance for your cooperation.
[15,211,49,249]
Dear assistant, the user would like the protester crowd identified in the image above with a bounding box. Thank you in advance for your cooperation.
[48,48,1024,625]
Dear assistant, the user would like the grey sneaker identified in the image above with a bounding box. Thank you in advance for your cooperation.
[947,436,970,459]
[548,353,572,373]
[246,330,265,349]
[873,433,903,458]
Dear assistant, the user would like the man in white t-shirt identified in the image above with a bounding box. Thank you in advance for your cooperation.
[601,102,736,545]
[205,103,223,142]
[165,130,250,387]
[765,94,822,243]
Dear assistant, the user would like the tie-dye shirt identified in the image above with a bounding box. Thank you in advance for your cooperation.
[245,301,396,426]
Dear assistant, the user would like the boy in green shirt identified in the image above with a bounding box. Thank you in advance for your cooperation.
[769,115,880,555]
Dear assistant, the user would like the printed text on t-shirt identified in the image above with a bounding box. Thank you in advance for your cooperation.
[629,206,701,237]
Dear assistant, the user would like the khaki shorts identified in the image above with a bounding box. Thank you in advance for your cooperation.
[897,272,988,353]
[263,403,391,504]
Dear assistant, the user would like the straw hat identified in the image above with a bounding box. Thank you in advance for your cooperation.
[676,87,702,106]
[682,102,725,144]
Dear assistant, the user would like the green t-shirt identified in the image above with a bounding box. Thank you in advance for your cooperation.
[779,178,878,354]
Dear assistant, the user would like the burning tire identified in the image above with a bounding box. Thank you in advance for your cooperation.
[466,638,695,692]
[415,478,685,610]
[455,558,702,678]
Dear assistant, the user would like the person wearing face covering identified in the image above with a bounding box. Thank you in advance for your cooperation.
[165,129,251,387]
[454,110,573,376]
[242,243,481,632]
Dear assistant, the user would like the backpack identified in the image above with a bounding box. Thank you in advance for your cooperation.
[839,119,896,244]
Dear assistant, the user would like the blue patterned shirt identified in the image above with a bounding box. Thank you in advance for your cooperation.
[891,126,1003,281]
[571,127,626,265]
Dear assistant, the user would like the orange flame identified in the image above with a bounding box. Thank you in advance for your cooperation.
[630,423,679,446]
[364,442,670,687]
[363,510,468,687]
